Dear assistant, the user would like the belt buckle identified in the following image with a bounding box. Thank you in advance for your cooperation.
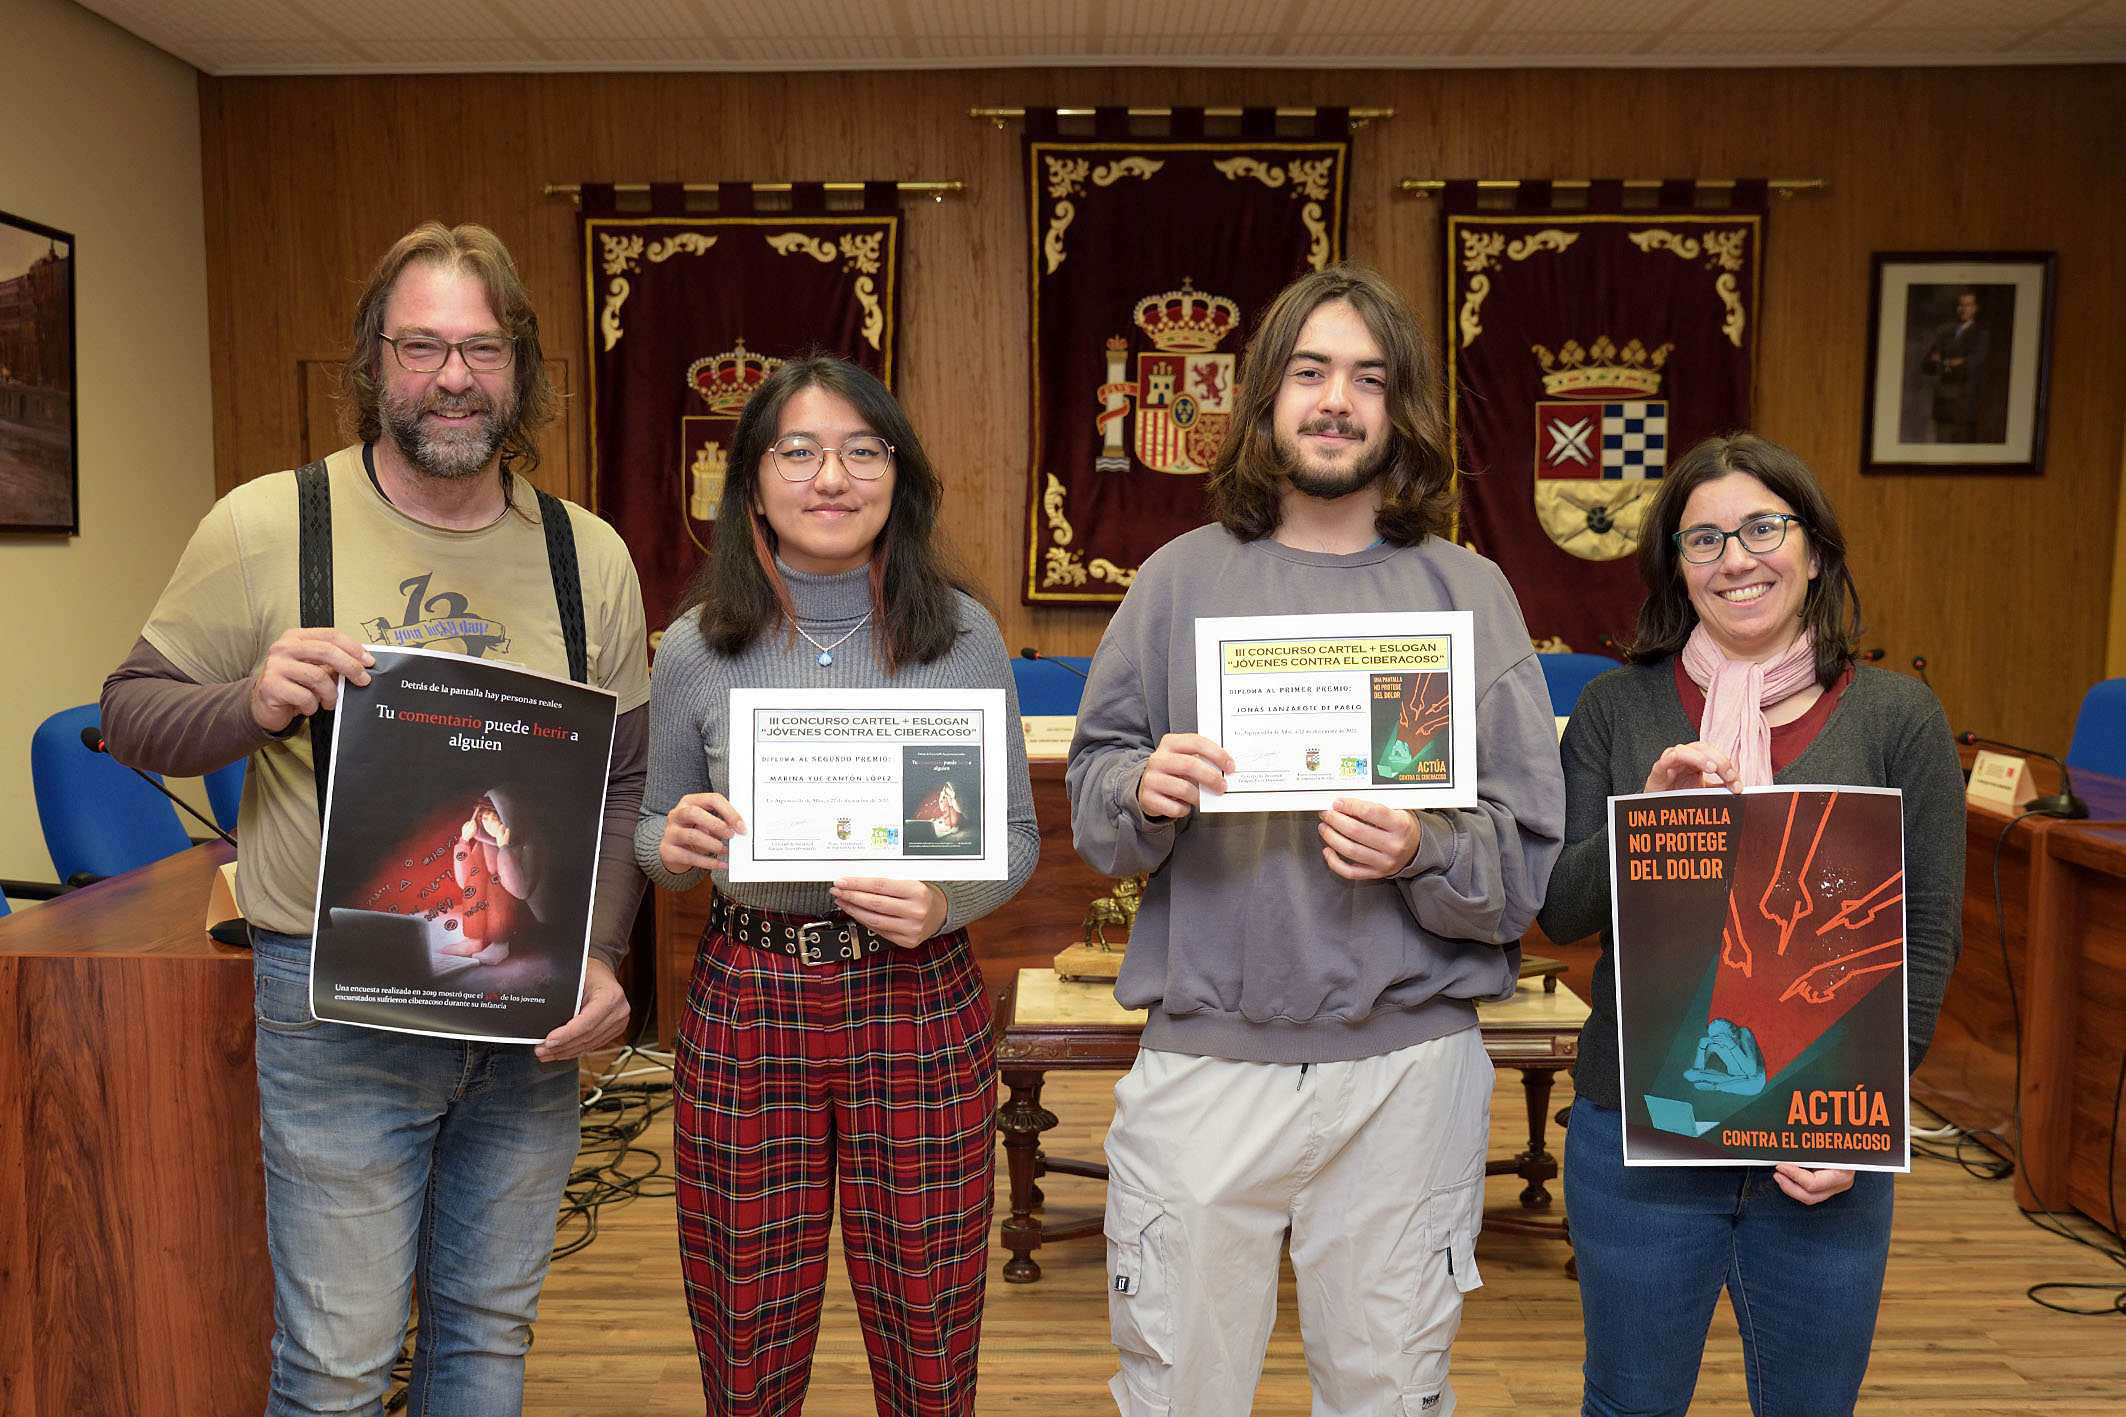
[796,919,841,967]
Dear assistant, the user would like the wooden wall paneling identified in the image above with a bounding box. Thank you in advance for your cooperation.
[199,66,2126,750]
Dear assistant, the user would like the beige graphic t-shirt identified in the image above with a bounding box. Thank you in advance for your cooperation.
[142,444,651,936]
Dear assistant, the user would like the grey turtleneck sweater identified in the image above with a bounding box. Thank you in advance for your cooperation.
[634,563,1038,933]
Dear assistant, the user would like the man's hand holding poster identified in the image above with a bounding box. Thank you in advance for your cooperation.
[1608,785,1910,1171]
[310,646,618,1043]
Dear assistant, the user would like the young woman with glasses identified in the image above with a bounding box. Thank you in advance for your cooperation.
[1536,432,1964,1416]
[635,356,1037,1416]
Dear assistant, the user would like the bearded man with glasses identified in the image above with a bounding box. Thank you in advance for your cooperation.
[99,222,651,1415]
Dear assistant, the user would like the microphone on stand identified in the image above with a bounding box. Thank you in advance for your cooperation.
[1019,647,1090,682]
[1911,655,1932,691]
[79,725,240,848]
[1957,730,2088,819]
[1858,647,1886,663]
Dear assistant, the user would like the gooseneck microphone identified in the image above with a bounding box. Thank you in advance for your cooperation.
[1019,647,1090,682]
[1958,730,2089,820]
[79,725,240,848]
[1910,655,1932,691]
[1858,647,1886,663]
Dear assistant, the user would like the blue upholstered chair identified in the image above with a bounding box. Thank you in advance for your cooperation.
[2067,677,2126,780]
[1537,651,1621,717]
[30,704,192,886]
[1011,655,1093,717]
[203,756,246,832]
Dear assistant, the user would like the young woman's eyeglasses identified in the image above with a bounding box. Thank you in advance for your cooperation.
[1673,513,1801,564]
[382,334,515,373]
[768,434,895,482]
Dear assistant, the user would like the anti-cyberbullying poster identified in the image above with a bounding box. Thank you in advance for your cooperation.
[310,646,617,1042]
[1608,786,1910,1171]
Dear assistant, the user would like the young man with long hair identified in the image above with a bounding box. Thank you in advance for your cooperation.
[1067,264,1565,1416]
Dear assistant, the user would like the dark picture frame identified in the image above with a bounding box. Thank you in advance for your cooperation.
[0,209,78,533]
[1863,251,2055,476]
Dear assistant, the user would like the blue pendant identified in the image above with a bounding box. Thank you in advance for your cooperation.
[817,650,833,667]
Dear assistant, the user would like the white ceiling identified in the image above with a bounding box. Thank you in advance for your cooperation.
[75,0,2126,75]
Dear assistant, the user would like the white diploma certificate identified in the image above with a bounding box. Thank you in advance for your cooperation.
[1192,612,1478,812]
[725,688,1010,882]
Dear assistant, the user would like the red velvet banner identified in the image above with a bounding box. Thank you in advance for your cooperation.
[1443,186,1766,653]
[582,184,901,638]
[1022,109,1351,604]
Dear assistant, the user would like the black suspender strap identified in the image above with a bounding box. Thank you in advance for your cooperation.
[536,487,589,684]
[294,460,334,824]
[294,467,588,827]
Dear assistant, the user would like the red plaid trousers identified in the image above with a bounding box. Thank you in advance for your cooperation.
[673,923,998,1416]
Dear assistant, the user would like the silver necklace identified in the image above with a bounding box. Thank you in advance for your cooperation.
[791,611,872,668]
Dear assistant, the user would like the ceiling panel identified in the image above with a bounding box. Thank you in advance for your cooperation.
[73,0,2126,73]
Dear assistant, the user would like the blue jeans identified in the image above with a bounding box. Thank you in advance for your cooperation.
[250,928,581,1416]
[1564,1097,1893,1417]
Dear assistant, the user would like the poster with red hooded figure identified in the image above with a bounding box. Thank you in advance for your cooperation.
[309,646,618,1042]
[1608,786,1910,1171]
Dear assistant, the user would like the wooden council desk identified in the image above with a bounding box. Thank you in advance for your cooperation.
[1913,762,2126,1229]
[0,842,271,1415]
[993,967,1590,1282]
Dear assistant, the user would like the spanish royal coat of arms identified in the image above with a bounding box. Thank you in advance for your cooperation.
[679,340,782,552]
[1093,280,1241,477]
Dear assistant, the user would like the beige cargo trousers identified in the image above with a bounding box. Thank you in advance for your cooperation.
[1102,1027,1494,1417]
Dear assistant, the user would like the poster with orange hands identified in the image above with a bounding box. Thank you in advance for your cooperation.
[1608,786,1910,1170]
[1192,611,1477,812]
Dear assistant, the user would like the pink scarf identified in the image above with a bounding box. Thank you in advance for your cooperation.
[1680,624,1818,788]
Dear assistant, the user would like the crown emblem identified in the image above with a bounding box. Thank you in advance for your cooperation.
[1134,279,1241,354]
[1531,336,1672,399]
[687,340,782,416]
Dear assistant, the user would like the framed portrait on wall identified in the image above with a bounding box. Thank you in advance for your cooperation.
[0,209,77,533]
[1863,251,2055,476]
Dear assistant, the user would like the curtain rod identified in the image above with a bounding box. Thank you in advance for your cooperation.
[543,181,965,206]
[1401,178,1825,198]
[971,105,1392,128]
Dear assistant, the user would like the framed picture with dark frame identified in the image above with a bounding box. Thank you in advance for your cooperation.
[0,208,78,533]
[1863,251,2055,476]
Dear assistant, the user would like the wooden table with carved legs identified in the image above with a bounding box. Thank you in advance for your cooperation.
[994,967,1590,1282]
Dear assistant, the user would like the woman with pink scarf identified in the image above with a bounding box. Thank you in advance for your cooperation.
[1538,433,1964,1417]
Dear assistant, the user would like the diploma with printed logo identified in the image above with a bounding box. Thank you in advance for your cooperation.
[1191,612,1477,813]
[725,688,1010,882]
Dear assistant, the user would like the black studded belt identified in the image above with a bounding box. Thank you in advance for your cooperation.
[708,893,895,968]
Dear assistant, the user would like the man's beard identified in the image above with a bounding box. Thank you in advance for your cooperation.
[381,383,518,481]
[1277,419,1390,501]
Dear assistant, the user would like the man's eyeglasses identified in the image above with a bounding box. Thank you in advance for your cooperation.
[1673,513,1801,565]
[768,434,895,482]
[382,334,515,373]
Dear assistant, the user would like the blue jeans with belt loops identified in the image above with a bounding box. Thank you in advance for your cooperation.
[249,928,581,1416]
[1564,1097,1894,1417]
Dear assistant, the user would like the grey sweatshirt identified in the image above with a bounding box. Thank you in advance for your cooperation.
[1066,524,1567,1065]
[1537,661,1966,1111]
[634,563,1039,934]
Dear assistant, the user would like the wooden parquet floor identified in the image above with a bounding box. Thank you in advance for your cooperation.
[527,1060,2126,1416]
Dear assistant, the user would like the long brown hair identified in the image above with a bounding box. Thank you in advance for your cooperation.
[681,356,976,672]
[1627,432,1862,688]
[1205,264,1455,545]
[340,222,558,475]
